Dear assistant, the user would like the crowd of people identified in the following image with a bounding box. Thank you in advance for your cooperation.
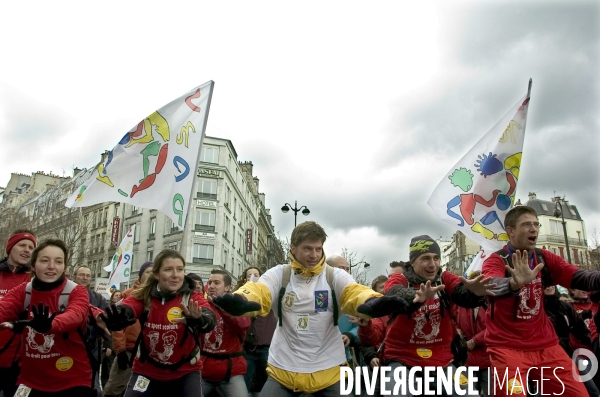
[1,205,600,396]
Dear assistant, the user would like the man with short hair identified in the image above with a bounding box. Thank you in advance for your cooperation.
[389,260,405,275]
[214,221,404,396]
[103,260,152,397]
[201,269,250,397]
[0,230,36,397]
[482,205,600,396]
[73,265,109,397]
[188,272,204,292]
[358,235,494,396]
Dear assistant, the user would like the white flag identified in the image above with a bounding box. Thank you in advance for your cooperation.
[104,224,135,294]
[66,81,215,229]
[427,82,532,275]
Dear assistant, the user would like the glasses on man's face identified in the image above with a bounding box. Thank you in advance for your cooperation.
[519,221,542,229]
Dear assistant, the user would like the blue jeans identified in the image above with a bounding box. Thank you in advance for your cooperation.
[244,345,270,393]
[203,375,248,397]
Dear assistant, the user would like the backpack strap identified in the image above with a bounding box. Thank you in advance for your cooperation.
[24,282,33,311]
[325,265,338,327]
[58,280,78,312]
[278,265,292,326]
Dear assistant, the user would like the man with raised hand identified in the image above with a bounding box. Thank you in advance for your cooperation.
[0,230,36,397]
[358,235,494,396]
[482,205,600,396]
[213,221,407,397]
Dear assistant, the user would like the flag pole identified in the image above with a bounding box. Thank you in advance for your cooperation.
[179,81,215,265]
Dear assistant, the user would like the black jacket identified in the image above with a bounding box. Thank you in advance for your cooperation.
[544,295,591,357]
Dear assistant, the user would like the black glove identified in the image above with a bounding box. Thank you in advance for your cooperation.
[357,296,409,318]
[100,304,136,331]
[212,294,260,316]
[12,303,56,334]
[117,351,130,370]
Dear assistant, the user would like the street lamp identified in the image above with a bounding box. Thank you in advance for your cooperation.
[553,199,572,264]
[350,262,370,272]
[281,200,310,227]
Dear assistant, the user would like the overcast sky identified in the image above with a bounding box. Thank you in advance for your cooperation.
[1,1,598,279]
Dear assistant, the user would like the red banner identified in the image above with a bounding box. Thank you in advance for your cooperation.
[111,217,120,246]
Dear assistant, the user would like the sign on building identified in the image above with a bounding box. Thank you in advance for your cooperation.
[246,229,253,254]
[111,217,120,246]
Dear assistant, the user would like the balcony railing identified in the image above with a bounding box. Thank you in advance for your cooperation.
[195,224,215,233]
[192,258,213,265]
[196,192,217,200]
[537,234,587,247]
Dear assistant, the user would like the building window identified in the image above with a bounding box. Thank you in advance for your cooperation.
[131,206,139,216]
[149,218,156,238]
[225,185,231,209]
[193,244,214,264]
[147,248,154,262]
[223,217,230,239]
[197,179,217,199]
[195,210,216,232]
[550,219,561,235]
[135,222,141,243]
[201,146,219,164]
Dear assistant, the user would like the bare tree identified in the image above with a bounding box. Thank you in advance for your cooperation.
[588,229,600,271]
[340,247,369,286]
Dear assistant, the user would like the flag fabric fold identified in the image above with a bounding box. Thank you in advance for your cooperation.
[65,81,215,229]
[104,224,135,294]
[427,84,531,275]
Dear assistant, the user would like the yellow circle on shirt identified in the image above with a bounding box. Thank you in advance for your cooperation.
[167,307,183,323]
[56,356,74,371]
[416,348,432,358]
[454,373,469,386]
[508,378,524,394]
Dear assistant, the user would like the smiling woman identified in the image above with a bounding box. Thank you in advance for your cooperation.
[0,238,95,397]
[98,249,217,397]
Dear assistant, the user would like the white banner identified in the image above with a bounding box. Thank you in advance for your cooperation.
[104,224,135,294]
[428,82,532,275]
[65,81,215,229]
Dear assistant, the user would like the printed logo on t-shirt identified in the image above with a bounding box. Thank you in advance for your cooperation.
[204,317,224,352]
[147,330,177,363]
[410,301,442,344]
[26,328,55,353]
[314,290,328,313]
[283,292,295,309]
[296,314,309,332]
[517,278,542,319]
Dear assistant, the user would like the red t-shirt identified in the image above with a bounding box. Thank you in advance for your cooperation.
[0,268,31,368]
[482,247,579,350]
[123,290,212,381]
[0,279,91,392]
[382,272,461,367]
[200,302,250,382]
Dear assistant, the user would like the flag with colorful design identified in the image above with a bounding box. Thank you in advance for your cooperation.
[65,81,215,229]
[104,224,135,294]
[427,80,532,274]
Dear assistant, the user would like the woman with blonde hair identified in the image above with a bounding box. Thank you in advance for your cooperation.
[98,249,216,396]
